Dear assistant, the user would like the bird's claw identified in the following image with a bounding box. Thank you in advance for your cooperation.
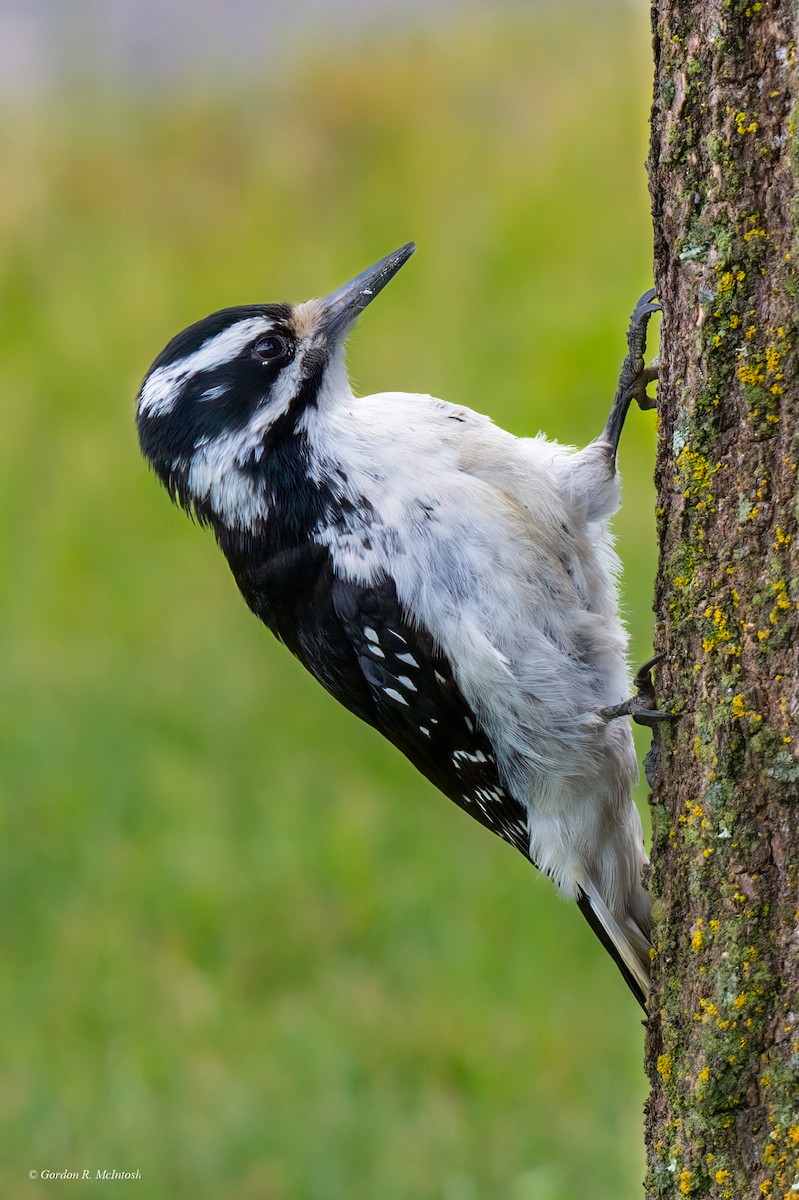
[632,651,663,692]
[600,652,676,728]
[630,288,660,321]
[602,289,661,453]
[618,295,661,411]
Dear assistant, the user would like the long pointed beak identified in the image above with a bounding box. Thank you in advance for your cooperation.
[317,242,415,341]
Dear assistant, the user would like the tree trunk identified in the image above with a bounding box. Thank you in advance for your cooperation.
[645,2,799,1197]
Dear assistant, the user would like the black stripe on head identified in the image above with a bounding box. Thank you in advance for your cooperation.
[147,304,292,374]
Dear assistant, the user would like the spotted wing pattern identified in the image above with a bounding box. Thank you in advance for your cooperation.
[331,574,531,856]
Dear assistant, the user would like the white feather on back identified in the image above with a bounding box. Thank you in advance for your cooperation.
[301,384,642,912]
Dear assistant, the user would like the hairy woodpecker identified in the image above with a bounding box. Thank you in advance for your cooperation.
[136,243,661,1009]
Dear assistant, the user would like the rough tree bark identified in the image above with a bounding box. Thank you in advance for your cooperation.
[645,2,799,1197]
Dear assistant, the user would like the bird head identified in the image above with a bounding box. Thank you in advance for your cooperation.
[136,242,415,527]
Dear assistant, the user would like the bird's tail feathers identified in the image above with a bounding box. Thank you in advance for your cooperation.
[576,880,651,1011]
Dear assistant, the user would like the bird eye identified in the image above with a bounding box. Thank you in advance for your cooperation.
[252,334,290,363]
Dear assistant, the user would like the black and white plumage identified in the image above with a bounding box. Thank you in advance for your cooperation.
[136,244,657,1009]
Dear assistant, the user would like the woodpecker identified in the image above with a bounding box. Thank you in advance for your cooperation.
[136,243,661,1009]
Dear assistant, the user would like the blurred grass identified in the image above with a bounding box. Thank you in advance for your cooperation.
[0,7,657,1199]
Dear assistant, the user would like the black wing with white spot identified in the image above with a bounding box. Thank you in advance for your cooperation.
[331,574,531,856]
[219,531,530,857]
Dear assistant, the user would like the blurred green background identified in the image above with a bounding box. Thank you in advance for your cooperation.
[0,4,657,1198]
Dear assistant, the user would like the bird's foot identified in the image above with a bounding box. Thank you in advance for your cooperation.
[628,363,659,412]
[600,652,676,728]
[620,290,661,413]
[602,289,661,453]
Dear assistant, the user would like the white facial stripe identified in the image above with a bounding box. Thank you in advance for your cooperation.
[200,384,229,402]
[181,353,309,528]
[257,356,304,434]
[139,317,274,417]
